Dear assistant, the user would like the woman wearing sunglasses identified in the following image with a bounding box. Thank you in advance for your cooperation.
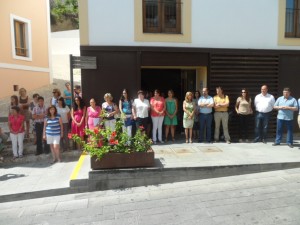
[235,88,253,143]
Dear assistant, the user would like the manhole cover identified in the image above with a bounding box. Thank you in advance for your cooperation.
[198,146,222,153]
[172,148,196,154]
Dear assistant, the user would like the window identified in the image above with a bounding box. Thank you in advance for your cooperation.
[285,0,300,37]
[14,20,27,57]
[143,0,181,34]
[10,14,32,61]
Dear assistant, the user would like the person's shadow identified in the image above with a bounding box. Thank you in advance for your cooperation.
[0,174,25,181]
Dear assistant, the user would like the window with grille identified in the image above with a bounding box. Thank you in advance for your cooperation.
[14,20,28,57]
[285,0,300,37]
[143,0,182,34]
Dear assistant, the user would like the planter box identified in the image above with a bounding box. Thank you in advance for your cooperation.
[90,149,155,170]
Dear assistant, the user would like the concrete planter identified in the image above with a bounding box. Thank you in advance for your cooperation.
[90,148,155,170]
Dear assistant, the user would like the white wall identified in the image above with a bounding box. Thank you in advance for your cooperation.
[87,0,300,50]
[88,0,135,45]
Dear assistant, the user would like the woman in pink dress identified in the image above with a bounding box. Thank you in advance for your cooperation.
[71,96,86,140]
[85,98,101,130]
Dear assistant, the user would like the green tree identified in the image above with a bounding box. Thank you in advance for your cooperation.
[50,0,79,28]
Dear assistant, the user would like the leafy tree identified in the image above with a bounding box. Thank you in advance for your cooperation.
[50,0,79,28]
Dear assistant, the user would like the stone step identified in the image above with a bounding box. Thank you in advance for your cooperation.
[70,160,300,193]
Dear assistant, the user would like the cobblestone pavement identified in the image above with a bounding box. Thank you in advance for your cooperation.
[1,168,300,225]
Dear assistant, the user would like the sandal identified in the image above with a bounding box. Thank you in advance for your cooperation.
[186,139,188,143]
[189,139,193,143]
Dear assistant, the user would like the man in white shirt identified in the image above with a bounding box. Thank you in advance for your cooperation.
[253,85,275,143]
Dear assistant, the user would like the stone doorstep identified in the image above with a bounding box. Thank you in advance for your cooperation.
[70,161,300,192]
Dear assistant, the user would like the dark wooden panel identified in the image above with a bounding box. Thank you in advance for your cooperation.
[209,53,279,140]
[141,52,209,66]
[81,50,140,106]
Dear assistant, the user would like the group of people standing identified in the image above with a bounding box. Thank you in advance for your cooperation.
[7,83,300,163]
[7,82,77,162]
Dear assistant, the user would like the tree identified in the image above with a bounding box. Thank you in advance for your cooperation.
[50,0,79,29]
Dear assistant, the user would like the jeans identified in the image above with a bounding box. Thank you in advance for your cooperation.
[238,114,251,139]
[214,112,230,141]
[254,112,271,141]
[151,116,164,142]
[10,132,24,157]
[275,119,293,144]
[35,122,50,154]
[199,113,212,142]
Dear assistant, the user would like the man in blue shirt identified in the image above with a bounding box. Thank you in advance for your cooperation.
[198,88,214,143]
[273,88,298,148]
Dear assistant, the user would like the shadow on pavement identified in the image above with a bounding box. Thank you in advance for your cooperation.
[0,174,26,181]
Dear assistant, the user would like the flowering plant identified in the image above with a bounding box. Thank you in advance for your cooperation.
[71,112,152,160]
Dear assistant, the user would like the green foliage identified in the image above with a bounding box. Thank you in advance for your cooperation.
[71,113,152,160]
[50,0,79,28]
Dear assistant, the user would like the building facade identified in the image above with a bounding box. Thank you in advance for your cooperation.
[78,0,300,138]
[0,0,52,98]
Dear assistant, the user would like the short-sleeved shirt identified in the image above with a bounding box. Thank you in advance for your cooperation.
[64,90,72,106]
[32,105,47,123]
[198,95,214,114]
[102,102,116,121]
[150,97,165,117]
[133,98,150,118]
[45,115,61,136]
[9,114,25,133]
[57,106,70,123]
[121,100,132,115]
[213,95,229,112]
[236,97,252,115]
[274,96,298,120]
[254,93,275,113]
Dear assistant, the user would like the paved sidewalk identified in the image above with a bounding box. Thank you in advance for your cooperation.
[153,139,300,168]
[1,168,300,225]
[2,138,300,203]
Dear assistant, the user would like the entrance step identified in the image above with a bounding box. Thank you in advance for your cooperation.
[70,161,300,192]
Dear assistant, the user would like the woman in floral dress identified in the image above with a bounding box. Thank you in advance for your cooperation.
[183,92,195,143]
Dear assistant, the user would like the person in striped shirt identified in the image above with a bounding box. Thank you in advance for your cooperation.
[43,106,63,164]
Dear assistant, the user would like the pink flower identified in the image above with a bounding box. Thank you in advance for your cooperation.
[68,133,73,139]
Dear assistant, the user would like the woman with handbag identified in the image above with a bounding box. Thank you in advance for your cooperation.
[102,93,119,131]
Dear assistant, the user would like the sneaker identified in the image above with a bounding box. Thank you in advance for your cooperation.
[272,143,280,146]
[239,139,243,143]
[159,140,164,144]
[262,139,267,144]
[288,144,293,148]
